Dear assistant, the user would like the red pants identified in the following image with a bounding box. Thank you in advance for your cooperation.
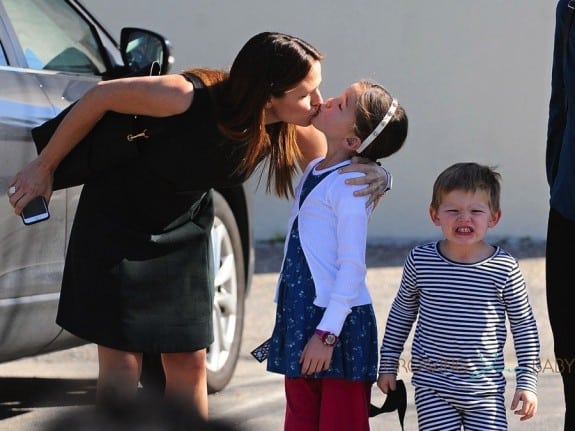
[284,377,372,431]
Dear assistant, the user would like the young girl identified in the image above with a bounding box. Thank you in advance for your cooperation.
[266,80,408,431]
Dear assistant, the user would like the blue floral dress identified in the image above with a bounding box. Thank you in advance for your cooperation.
[266,167,378,382]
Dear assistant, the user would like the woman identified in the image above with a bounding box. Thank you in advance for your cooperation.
[7,32,389,417]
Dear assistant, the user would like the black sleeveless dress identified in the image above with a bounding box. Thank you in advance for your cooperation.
[56,76,249,353]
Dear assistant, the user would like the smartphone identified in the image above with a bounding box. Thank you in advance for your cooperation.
[21,196,50,225]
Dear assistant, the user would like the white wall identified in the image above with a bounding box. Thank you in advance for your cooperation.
[84,0,555,242]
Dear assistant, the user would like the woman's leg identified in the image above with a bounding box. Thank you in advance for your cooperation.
[162,349,208,418]
[97,345,142,402]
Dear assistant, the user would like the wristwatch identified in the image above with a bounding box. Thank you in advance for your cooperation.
[315,329,338,346]
[382,168,393,194]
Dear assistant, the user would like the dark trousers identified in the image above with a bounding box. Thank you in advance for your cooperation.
[546,208,575,430]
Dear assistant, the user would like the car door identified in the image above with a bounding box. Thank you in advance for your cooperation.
[0,0,113,358]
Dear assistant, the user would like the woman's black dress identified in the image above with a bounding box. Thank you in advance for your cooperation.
[56,77,249,353]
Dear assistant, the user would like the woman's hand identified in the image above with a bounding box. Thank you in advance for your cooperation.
[8,158,54,215]
[338,156,392,208]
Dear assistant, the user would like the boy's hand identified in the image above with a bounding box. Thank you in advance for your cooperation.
[377,373,397,394]
[511,389,537,421]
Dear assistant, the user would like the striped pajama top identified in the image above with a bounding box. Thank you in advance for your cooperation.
[379,241,541,395]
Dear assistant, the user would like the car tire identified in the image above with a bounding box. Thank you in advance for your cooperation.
[139,192,246,394]
[207,191,246,393]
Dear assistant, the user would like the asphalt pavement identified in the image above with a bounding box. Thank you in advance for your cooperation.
[209,241,564,431]
[0,241,565,430]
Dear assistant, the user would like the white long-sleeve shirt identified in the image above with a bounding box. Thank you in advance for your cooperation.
[274,158,374,335]
[379,241,541,395]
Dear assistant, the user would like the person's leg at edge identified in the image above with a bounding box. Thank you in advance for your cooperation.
[284,377,321,431]
[162,349,208,418]
[97,345,142,402]
[318,378,371,431]
[546,208,575,430]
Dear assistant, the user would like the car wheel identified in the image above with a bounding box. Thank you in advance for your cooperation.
[139,192,246,394]
[207,191,246,393]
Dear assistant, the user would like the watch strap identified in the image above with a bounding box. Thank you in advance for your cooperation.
[315,329,338,346]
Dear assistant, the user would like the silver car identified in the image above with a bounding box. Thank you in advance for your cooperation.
[0,0,253,393]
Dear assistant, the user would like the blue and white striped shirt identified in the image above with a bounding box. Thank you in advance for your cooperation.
[379,241,541,395]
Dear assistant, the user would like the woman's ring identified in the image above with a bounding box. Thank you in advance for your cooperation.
[8,186,16,195]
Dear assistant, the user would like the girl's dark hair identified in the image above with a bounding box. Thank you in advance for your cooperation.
[354,80,408,161]
[185,32,323,198]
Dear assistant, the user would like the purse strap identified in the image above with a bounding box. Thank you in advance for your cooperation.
[181,72,205,89]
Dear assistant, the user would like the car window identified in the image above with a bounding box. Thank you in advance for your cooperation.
[3,0,106,74]
[0,41,7,66]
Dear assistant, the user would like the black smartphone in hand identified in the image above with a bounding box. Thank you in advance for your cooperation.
[21,196,50,225]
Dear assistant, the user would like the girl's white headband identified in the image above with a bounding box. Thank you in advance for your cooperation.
[357,98,399,153]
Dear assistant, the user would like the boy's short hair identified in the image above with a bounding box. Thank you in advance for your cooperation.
[430,162,501,212]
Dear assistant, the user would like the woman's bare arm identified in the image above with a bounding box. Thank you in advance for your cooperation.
[40,74,194,173]
[8,74,194,213]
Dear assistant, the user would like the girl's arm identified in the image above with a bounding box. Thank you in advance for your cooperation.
[300,177,369,374]
[316,174,370,334]
[8,74,194,214]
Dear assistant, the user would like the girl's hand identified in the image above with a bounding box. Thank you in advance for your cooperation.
[299,334,334,375]
[338,156,391,208]
[8,158,53,215]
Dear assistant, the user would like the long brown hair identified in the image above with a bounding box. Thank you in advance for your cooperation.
[184,32,323,198]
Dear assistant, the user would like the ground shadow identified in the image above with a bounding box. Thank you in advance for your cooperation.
[255,239,546,273]
[0,377,96,420]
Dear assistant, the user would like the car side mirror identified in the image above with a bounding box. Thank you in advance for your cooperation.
[120,27,174,75]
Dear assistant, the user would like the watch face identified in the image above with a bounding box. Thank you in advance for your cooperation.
[324,333,337,345]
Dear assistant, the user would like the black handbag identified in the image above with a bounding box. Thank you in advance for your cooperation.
[31,105,148,190]
[30,62,176,191]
